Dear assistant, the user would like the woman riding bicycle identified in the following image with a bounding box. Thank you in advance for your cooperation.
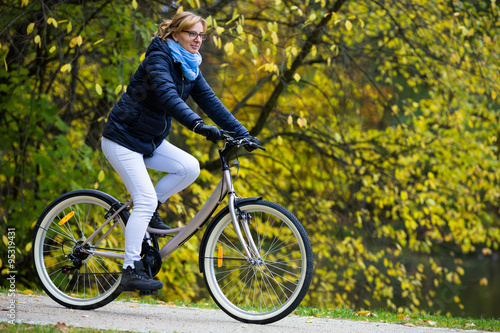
[101,11,258,292]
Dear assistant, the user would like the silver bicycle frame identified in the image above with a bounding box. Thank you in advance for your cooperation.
[85,169,259,260]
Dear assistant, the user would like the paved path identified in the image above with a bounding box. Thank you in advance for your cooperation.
[0,293,486,333]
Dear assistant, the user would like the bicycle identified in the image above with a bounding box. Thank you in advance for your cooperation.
[32,133,314,324]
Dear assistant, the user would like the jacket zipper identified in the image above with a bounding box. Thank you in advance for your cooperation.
[152,72,183,153]
[181,75,185,98]
[152,116,169,152]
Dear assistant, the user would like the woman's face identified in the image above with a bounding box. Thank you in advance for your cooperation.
[173,22,204,54]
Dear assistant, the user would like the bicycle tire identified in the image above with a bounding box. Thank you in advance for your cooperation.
[33,190,128,310]
[201,200,314,324]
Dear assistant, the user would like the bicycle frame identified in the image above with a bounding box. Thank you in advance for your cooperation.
[82,141,261,262]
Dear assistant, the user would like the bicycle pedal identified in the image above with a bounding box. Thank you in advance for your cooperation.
[139,289,158,296]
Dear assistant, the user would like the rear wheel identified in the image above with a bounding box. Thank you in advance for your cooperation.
[33,190,127,309]
[202,200,314,324]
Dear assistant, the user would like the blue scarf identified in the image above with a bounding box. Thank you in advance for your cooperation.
[167,39,202,81]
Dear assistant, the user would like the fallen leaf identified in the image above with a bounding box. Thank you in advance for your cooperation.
[403,323,416,327]
[23,290,34,295]
[55,322,69,332]
[129,305,139,308]
[465,323,476,328]
[81,315,89,318]
[157,301,166,305]
[427,320,436,326]
[482,248,492,256]
[396,314,406,320]
[356,310,378,317]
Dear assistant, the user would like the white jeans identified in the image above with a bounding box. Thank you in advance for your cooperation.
[101,137,200,268]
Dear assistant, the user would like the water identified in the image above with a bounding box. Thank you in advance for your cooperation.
[453,254,500,318]
[306,252,500,318]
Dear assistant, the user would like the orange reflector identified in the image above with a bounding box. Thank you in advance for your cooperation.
[217,246,223,267]
[58,211,75,225]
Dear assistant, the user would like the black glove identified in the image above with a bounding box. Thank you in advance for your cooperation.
[238,135,260,152]
[193,121,222,142]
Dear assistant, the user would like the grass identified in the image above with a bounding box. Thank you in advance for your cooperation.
[2,288,499,332]
[292,306,500,332]
[0,322,123,333]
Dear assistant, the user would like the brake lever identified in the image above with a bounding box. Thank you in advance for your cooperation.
[248,142,266,151]
[242,141,265,151]
[220,130,236,136]
[218,130,265,151]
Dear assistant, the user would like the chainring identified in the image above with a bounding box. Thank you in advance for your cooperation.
[140,245,162,277]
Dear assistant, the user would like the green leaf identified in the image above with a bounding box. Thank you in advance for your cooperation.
[95,83,103,95]
[27,22,35,34]
[250,44,258,58]
[98,170,105,182]
[345,20,353,31]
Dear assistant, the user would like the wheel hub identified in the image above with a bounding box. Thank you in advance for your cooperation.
[248,257,265,267]
[72,240,91,261]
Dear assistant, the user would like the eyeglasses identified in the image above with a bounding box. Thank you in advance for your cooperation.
[182,30,207,41]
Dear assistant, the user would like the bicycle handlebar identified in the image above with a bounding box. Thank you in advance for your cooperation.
[220,130,266,151]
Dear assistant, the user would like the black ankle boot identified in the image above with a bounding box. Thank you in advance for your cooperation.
[120,261,163,291]
[148,201,171,230]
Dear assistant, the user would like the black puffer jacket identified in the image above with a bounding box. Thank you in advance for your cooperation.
[102,36,249,155]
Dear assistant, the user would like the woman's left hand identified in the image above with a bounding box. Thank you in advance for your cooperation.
[238,135,260,152]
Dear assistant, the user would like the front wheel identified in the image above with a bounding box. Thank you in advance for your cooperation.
[201,200,314,324]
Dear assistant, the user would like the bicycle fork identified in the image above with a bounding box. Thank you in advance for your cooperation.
[224,170,261,260]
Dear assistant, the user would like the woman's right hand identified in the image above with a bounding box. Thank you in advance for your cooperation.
[193,121,222,142]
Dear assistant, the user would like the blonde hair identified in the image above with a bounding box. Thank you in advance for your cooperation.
[155,12,207,41]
